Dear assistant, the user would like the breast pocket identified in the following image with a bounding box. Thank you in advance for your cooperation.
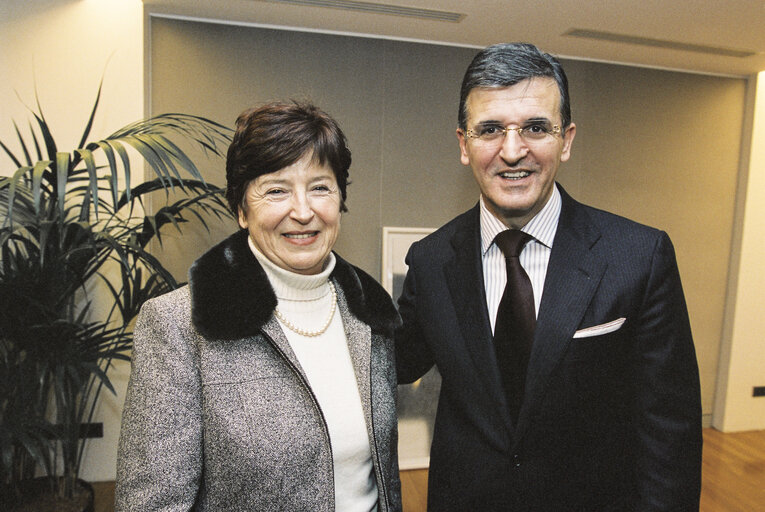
[560,327,632,420]
[567,328,627,362]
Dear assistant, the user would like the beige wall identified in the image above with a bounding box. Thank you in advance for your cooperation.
[0,0,143,153]
[2,0,764,483]
[714,72,765,431]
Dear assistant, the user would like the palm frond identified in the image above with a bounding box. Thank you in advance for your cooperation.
[31,108,57,163]
[0,127,22,168]
[76,82,102,151]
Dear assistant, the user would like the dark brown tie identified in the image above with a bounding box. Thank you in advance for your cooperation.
[493,229,536,424]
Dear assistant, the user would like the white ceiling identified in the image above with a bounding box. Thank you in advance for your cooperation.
[143,0,765,77]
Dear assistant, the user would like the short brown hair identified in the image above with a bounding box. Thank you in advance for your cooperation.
[225,101,351,215]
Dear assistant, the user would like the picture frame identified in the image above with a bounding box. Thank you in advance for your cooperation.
[381,226,435,299]
[381,226,441,470]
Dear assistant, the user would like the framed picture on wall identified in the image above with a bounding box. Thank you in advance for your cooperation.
[382,226,441,470]
[381,227,435,301]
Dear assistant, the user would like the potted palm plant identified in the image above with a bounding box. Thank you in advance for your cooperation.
[0,84,232,510]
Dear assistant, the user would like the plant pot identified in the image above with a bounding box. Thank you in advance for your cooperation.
[5,477,94,512]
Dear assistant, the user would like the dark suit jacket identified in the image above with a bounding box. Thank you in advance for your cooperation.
[396,186,702,511]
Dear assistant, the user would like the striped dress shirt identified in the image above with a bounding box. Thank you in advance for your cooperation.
[480,185,562,333]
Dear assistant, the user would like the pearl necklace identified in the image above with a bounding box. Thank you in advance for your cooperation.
[274,281,337,337]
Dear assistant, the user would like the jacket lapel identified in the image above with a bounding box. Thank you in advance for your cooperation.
[513,189,607,444]
[443,206,513,428]
[260,316,307,378]
[335,284,374,435]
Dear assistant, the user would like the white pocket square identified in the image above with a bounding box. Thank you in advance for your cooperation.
[573,318,626,338]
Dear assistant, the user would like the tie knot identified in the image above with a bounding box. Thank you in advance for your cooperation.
[494,229,533,258]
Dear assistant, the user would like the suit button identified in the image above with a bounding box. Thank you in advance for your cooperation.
[513,454,521,468]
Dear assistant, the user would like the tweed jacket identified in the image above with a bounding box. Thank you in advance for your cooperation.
[115,230,402,511]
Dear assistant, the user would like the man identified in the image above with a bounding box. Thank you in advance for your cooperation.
[395,42,702,511]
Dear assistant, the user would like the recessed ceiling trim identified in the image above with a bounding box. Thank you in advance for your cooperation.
[565,28,756,58]
[254,0,465,22]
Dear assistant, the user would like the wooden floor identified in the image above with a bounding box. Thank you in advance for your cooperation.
[91,480,115,512]
[698,428,765,511]
[93,428,764,511]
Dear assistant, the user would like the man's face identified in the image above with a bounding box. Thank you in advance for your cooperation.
[457,77,576,229]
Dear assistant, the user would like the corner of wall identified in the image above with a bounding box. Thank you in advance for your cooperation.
[713,72,765,432]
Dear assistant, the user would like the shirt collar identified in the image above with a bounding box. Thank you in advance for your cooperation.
[480,184,562,255]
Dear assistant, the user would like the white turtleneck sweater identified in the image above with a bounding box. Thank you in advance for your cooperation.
[249,239,378,512]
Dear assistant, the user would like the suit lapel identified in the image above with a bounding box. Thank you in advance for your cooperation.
[443,207,513,428]
[513,190,607,444]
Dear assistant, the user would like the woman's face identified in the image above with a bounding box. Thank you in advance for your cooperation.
[238,152,341,275]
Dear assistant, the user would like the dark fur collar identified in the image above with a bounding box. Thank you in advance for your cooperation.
[189,229,400,340]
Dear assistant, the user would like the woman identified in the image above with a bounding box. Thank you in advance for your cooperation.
[115,101,402,511]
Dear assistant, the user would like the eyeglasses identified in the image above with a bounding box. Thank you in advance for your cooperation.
[464,123,561,147]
